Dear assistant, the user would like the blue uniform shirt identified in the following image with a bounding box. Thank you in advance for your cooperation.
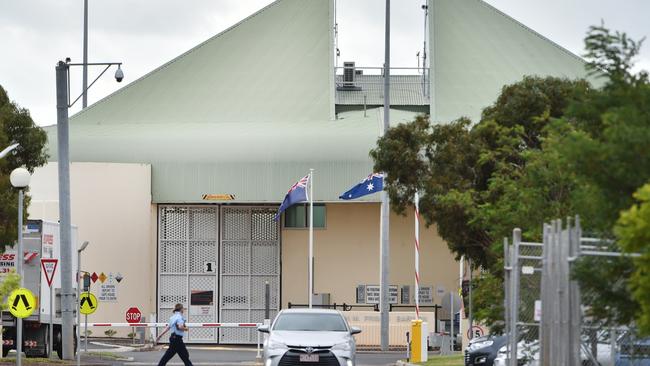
[169,312,186,337]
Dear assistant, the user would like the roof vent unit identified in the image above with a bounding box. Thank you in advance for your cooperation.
[343,62,356,87]
[338,61,362,91]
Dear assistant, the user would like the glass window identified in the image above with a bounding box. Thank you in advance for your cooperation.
[273,313,348,332]
[284,204,326,228]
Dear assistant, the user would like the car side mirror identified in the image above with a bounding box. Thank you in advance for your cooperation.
[258,325,270,333]
[350,327,362,335]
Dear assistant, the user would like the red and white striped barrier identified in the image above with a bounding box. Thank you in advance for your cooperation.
[87,322,260,328]
[86,322,264,357]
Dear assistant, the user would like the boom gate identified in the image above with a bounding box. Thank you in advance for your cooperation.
[157,205,280,344]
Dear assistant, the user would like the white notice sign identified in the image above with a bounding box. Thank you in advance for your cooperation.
[365,285,398,304]
[98,278,118,302]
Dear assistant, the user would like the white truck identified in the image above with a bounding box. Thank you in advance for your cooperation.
[1,220,79,358]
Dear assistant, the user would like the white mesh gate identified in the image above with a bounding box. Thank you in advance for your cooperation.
[220,206,280,344]
[158,206,219,342]
[158,205,279,344]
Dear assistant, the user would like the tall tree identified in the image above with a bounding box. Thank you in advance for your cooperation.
[0,85,48,252]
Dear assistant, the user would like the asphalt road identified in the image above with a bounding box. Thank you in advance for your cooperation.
[107,347,405,366]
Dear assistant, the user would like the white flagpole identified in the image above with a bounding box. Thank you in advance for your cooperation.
[415,191,420,320]
[308,169,314,308]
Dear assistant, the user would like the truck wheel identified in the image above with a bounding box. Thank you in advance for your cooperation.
[55,331,77,360]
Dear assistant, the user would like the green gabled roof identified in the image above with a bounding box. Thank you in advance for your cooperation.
[429,0,601,123]
[70,0,335,125]
[46,108,419,203]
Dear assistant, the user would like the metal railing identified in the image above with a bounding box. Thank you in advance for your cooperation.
[287,302,379,311]
[334,66,430,105]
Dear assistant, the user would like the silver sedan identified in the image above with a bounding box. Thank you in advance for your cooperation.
[258,309,362,366]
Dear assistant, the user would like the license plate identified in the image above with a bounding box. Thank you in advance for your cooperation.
[299,354,319,362]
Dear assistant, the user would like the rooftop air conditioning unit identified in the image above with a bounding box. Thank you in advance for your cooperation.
[343,61,356,87]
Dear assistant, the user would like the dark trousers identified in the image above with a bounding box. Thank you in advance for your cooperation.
[158,334,193,366]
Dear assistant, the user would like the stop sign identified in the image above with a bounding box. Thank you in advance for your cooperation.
[126,307,142,324]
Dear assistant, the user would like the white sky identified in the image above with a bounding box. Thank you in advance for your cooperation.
[1,0,648,126]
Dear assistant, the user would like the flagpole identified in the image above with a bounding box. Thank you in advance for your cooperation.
[415,192,420,320]
[308,168,314,309]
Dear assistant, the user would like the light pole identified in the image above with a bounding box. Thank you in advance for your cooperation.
[56,59,123,360]
[76,241,89,366]
[0,143,19,159]
[10,167,31,366]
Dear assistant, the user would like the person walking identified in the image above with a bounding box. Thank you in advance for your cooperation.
[156,303,194,366]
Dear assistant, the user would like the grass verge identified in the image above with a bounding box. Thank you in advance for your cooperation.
[419,354,464,366]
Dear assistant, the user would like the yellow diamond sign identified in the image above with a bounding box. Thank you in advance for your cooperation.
[7,288,36,319]
[98,272,107,284]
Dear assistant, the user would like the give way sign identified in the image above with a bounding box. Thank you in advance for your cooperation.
[40,258,58,287]
[126,307,142,324]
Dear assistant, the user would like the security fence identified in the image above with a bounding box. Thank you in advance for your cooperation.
[504,217,647,366]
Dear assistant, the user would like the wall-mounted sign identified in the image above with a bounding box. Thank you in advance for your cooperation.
[401,285,410,304]
[418,286,434,304]
[363,285,398,304]
[202,194,235,201]
[204,261,216,273]
[190,290,214,316]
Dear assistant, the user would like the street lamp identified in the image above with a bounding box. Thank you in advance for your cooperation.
[0,143,19,159]
[55,58,123,360]
[76,241,89,366]
[10,167,31,366]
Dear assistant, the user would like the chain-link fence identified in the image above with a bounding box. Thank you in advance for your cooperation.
[504,217,648,366]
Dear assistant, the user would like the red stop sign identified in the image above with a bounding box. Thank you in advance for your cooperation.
[126,307,142,324]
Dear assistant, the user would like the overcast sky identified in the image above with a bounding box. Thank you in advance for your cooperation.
[1,0,648,126]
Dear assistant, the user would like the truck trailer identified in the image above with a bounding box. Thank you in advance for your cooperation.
[1,220,79,358]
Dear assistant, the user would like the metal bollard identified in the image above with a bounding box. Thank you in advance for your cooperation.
[256,330,262,359]
[406,331,410,362]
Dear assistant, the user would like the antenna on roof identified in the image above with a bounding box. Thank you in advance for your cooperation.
[421,4,429,73]
[334,0,340,67]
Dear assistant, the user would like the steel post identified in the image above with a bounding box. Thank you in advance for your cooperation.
[380,0,391,352]
[76,252,81,366]
[56,61,75,360]
[17,189,23,366]
[82,0,88,108]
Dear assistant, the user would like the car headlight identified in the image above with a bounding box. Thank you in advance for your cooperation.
[267,338,288,350]
[469,340,494,351]
[331,342,352,351]
[497,345,507,355]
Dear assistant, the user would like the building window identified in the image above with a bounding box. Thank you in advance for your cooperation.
[284,204,326,228]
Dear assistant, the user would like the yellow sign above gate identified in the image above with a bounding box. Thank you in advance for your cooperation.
[202,194,235,201]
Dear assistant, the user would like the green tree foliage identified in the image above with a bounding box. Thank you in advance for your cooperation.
[371,24,650,330]
[0,85,48,252]
[615,184,650,335]
[371,77,587,270]
[0,271,20,308]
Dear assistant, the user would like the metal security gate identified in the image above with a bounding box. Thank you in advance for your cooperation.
[158,205,280,344]
[158,206,219,342]
[220,206,280,344]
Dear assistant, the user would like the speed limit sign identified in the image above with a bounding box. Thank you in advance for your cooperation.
[467,325,485,339]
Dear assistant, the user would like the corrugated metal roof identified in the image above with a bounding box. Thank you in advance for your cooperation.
[429,0,602,123]
[68,0,334,125]
[335,75,429,106]
[45,108,420,203]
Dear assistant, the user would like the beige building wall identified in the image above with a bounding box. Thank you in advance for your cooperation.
[28,162,154,336]
[281,203,459,308]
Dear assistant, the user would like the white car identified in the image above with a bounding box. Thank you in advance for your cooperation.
[258,309,362,366]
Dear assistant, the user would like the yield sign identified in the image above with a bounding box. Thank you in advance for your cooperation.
[41,258,58,287]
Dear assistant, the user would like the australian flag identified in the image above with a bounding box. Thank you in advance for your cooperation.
[339,173,384,200]
[274,174,310,221]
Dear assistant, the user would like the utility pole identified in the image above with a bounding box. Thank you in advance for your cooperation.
[82,0,89,108]
[56,61,75,360]
[380,0,391,352]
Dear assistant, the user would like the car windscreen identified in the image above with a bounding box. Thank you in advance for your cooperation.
[273,313,348,332]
